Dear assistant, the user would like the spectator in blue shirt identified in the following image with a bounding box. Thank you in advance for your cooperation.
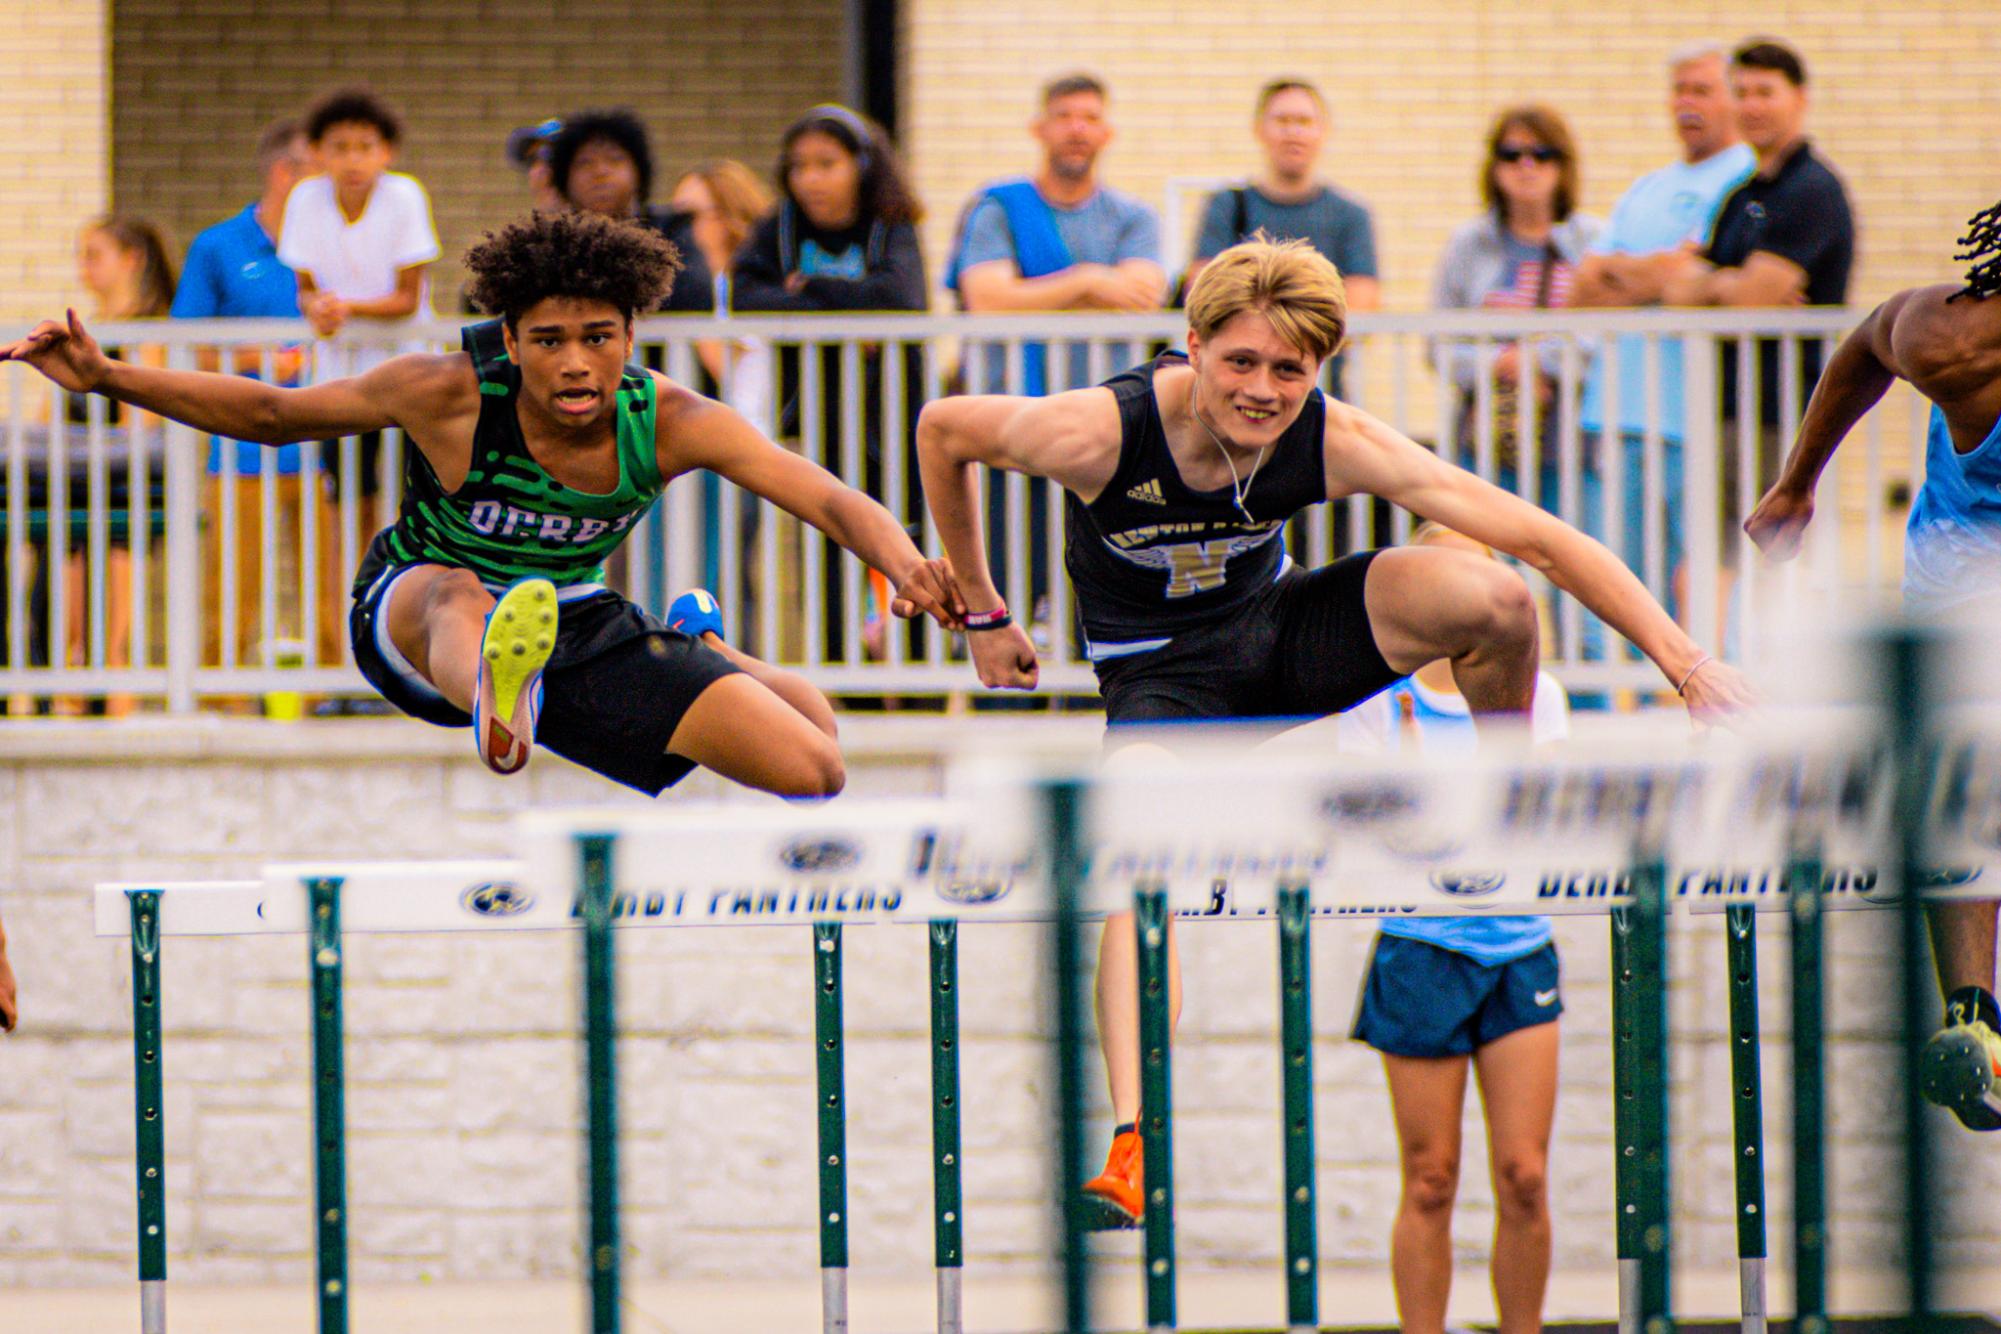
[945,71,1165,394]
[170,118,331,674]
[942,73,1164,631]
[1572,45,1754,607]
[1185,78,1379,400]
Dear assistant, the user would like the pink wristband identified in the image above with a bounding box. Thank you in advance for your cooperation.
[963,605,1012,631]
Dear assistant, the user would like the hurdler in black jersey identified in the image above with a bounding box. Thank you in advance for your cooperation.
[1063,353,1397,722]
[1066,351,1327,656]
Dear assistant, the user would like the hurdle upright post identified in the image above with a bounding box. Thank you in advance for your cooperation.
[126,890,168,1334]
[1044,777,1095,1334]
[1881,623,1938,1327]
[929,919,966,1334]
[1610,901,1641,1334]
[307,876,350,1334]
[1787,846,1828,1334]
[814,921,850,1334]
[1723,904,1768,1333]
[578,833,623,1334]
[1134,886,1175,1334]
[1629,851,1673,1334]
[1275,884,1317,1334]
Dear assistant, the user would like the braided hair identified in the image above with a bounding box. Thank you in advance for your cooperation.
[1950,199,2001,301]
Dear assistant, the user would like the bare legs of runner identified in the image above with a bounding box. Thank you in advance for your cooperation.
[383,564,844,798]
[1931,902,2000,1001]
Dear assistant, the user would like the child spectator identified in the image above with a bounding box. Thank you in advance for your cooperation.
[733,106,929,662]
[278,88,441,675]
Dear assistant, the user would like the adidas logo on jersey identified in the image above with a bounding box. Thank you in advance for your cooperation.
[1126,478,1166,506]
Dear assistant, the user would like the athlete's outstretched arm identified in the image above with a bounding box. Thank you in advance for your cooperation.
[914,389,1121,688]
[0,308,422,445]
[657,385,962,628]
[1324,404,1756,721]
[1745,293,1910,560]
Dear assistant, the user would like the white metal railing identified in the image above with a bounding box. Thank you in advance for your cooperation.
[0,308,1910,713]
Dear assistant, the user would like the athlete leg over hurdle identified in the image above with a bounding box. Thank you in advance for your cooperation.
[0,211,964,800]
[917,236,1753,1225]
[1745,204,2001,1131]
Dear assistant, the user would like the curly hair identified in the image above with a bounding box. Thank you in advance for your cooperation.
[305,87,401,145]
[462,211,682,327]
[1952,199,2001,302]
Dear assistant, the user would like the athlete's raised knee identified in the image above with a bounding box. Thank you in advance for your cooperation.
[1472,562,1537,649]
[418,566,491,622]
[774,731,846,800]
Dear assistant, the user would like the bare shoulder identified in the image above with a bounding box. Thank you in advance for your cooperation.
[370,349,480,417]
[646,370,729,440]
[1885,284,2001,402]
[1006,385,1123,496]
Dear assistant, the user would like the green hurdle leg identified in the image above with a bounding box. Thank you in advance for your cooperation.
[1276,886,1316,1334]
[578,834,622,1334]
[307,876,349,1334]
[1044,778,1094,1334]
[127,890,167,1334]
[1611,904,1640,1334]
[1135,888,1175,1333]
[1787,850,1828,1334]
[1630,855,1672,1334]
[929,920,965,1334]
[1881,625,1936,1329]
[814,921,849,1334]
[1724,905,1768,1334]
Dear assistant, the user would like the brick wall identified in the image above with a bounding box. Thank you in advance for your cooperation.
[904,1,2001,313]
[0,0,108,417]
[109,0,846,305]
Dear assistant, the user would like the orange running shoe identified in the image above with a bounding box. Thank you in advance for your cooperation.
[1080,1125,1144,1229]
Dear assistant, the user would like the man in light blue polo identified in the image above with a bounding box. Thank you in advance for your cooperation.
[1572,43,1755,607]
[171,118,320,670]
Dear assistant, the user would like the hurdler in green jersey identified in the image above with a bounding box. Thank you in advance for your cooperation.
[4,210,965,796]
[364,318,662,591]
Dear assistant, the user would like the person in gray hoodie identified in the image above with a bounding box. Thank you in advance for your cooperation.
[1430,104,1602,511]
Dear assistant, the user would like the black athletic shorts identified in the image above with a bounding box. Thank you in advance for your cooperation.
[1091,550,1399,725]
[350,561,740,796]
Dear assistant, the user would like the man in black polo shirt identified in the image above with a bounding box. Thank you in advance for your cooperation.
[1663,38,1854,510]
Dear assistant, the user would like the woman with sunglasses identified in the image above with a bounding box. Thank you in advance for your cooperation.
[1430,105,1601,512]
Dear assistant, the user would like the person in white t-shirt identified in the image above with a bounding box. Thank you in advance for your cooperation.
[280,88,441,346]
[278,88,442,673]
[1338,519,1571,1334]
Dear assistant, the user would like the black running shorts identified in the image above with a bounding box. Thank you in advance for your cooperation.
[350,563,741,796]
[1090,551,1398,725]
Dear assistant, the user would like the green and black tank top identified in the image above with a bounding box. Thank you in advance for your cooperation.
[363,320,663,592]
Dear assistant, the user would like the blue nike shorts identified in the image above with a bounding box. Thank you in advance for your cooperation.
[1351,934,1563,1059]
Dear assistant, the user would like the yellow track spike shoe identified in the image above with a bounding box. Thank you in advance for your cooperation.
[473,579,557,775]
[1922,1000,2001,1132]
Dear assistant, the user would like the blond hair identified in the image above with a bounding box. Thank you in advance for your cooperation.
[1185,235,1347,363]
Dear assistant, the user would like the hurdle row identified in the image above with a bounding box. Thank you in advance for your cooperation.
[104,836,1973,1334]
